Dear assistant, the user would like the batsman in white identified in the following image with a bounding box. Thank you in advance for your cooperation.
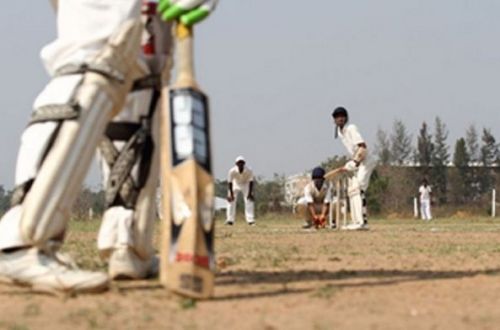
[225,156,256,226]
[332,107,376,230]
[0,0,217,294]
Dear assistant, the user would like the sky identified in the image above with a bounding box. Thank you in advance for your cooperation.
[1,0,499,189]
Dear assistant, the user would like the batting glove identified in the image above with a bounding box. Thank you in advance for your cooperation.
[344,160,358,172]
[158,0,218,26]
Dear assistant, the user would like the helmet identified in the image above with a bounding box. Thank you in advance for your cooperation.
[332,106,348,119]
[311,167,326,179]
[332,106,349,139]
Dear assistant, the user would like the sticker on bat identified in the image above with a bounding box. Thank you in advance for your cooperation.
[179,274,203,293]
[170,88,211,171]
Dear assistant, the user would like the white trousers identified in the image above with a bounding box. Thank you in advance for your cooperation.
[356,158,377,191]
[420,199,432,220]
[346,158,376,225]
[226,186,255,223]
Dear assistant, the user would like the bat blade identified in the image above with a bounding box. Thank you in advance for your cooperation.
[160,25,215,299]
[325,168,344,181]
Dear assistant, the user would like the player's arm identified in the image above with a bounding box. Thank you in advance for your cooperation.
[307,203,319,220]
[227,182,234,202]
[246,168,255,201]
[353,143,367,166]
[344,144,368,171]
[344,125,368,170]
[247,180,255,201]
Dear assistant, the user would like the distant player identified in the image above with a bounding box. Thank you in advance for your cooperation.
[419,178,432,220]
[331,106,376,230]
[225,156,256,226]
[296,167,333,229]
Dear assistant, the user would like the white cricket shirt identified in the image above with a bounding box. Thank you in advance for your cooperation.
[227,166,254,190]
[419,185,432,201]
[304,181,333,204]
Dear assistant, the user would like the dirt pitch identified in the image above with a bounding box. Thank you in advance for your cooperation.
[1,216,500,330]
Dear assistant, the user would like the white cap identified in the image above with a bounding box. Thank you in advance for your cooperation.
[235,155,245,163]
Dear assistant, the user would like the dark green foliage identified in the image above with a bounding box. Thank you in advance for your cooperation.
[416,121,434,170]
[390,120,413,165]
[366,170,389,214]
[430,117,449,204]
[374,128,392,165]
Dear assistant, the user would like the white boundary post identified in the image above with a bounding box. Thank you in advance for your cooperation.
[413,197,419,219]
[492,189,496,218]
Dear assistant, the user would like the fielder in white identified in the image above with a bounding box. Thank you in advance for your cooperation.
[225,156,256,226]
[332,107,376,230]
[0,0,216,294]
[419,178,433,220]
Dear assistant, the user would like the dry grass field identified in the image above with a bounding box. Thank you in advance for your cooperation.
[1,215,500,330]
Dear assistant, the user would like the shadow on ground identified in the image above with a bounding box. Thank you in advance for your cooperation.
[212,268,500,301]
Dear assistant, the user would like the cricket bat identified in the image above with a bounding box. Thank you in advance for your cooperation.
[324,167,345,181]
[160,22,215,299]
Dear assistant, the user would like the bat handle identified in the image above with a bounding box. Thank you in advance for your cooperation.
[175,22,197,88]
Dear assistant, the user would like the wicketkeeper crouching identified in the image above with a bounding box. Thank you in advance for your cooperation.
[295,167,334,229]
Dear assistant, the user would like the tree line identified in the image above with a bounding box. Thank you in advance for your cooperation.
[0,186,105,219]
[374,117,499,205]
[0,118,497,219]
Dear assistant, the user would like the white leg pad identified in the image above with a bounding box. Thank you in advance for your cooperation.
[226,195,237,223]
[20,19,145,245]
[98,206,134,256]
[132,133,159,259]
[97,91,160,261]
[15,122,59,184]
[244,198,255,222]
[347,177,363,225]
[0,206,26,250]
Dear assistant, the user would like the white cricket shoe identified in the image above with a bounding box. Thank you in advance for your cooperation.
[0,247,109,294]
[342,223,370,231]
[108,246,158,280]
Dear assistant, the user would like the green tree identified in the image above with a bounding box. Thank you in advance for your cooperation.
[0,185,9,214]
[255,173,286,214]
[215,179,228,199]
[454,138,470,168]
[451,138,471,203]
[430,117,449,204]
[72,186,106,219]
[374,127,392,165]
[366,170,389,214]
[320,155,349,171]
[390,119,413,165]
[464,125,481,200]
[480,128,499,166]
[478,128,499,193]
[465,124,479,163]
[416,121,434,173]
